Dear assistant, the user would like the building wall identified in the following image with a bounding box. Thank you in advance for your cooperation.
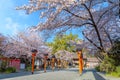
[72,57,99,68]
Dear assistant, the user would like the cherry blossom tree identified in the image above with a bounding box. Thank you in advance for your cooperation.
[3,31,51,58]
[0,34,7,56]
[17,0,119,60]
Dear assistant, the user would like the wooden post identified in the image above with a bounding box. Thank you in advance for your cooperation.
[51,58,55,71]
[44,54,48,72]
[32,54,35,74]
[31,49,37,74]
[57,58,61,70]
[77,50,83,74]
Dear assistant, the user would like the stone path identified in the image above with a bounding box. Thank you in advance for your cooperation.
[0,68,120,80]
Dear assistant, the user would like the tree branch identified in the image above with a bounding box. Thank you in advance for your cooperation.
[103,27,113,46]
[96,4,117,25]
[63,9,91,20]
[83,3,105,52]
[66,22,94,27]
[82,31,102,51]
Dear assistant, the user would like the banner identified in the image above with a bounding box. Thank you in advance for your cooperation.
[9,59,20,71]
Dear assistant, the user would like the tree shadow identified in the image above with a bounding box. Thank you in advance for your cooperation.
[93,72,106,80]
[0,68,70,79]
[0,68,106,80]
[66,68,106,80]
[66,68,96,73]
[0,70,54,79]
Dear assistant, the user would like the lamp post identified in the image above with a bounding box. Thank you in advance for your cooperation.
[31,49,37,74]
[76,48,83,75]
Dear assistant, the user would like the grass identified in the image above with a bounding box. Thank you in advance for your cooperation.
[106,72,120,78]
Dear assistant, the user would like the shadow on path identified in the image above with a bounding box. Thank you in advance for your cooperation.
[0,69,60,79]
[0,71,36,79]
[93,72,106,80]
[67,68,106,80]
[0,68,107,80]
[66,68,96,73]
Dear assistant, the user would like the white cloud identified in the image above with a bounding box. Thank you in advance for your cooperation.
[5,17,20,35]
[4,17,30,35]
[0,0,30,36]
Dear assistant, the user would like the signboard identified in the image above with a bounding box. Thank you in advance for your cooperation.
[9,59,20,71]
[20,63,25,69]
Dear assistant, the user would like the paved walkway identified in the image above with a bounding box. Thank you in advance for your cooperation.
[0,68,120,80]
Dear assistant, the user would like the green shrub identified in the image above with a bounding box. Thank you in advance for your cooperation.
[107,72,120,77]
[116,66,120,77]
[26,66,32,71]
[5,67,16,73]
[100,55,115,73]
[0,61,8,73]
[1,61,7,69]
[110,72,119,77]
[95,65,100,72]
[106,66,120,77]
[108,39,120,66]
[0,68,6,72]
[116,66,120,73]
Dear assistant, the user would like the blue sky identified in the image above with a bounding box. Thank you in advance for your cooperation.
[0,0,84,41]
[0,0,41,36]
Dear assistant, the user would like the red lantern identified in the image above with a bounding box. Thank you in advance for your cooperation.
[32,53,36,57]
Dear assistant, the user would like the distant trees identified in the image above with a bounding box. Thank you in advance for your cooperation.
[47,33,80,54]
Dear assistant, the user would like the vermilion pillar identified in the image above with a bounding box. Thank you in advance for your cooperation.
[31,49,37,74]
[51,58,55,71]
[51,55,56,71]
[44,54,48,72]
[57,58,61,70]
[77,49,83,74]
